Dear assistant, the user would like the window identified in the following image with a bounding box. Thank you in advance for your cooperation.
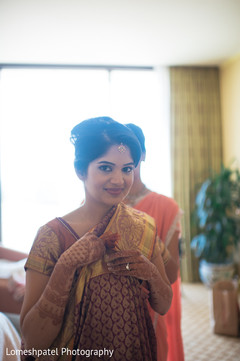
[0,66,171,252]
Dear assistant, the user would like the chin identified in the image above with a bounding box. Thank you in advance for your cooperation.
[104,197,124,208]
[104,190,127,202]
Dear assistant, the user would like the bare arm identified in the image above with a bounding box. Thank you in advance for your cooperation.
[21,208,117,351]
[148,248,173,314]
[160,231,180,284]
[20,263,75,350]
[21,232,106,350]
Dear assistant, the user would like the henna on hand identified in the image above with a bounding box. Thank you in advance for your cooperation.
[59,206,117,269]
[36,261,75,325]
[21,207,118,350]
[106,250,158,280]
[101,231,121,251]
[36,207,118,324]
[91,206,116,237]
[106,249,172,314]
[59,232,106,269]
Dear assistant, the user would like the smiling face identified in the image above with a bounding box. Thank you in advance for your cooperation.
[81,145,135,208]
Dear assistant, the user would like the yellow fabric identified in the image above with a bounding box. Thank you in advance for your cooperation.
[75,203,157,304]
[27,203,157,360]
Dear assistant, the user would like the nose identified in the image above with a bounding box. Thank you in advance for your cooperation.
[110,170,124,185]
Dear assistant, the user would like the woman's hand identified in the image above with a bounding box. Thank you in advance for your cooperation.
[59,232,106,269]
[59,206,117,269]
[106,249,159,281]
[106,249,173,315]
[20,206,117,351]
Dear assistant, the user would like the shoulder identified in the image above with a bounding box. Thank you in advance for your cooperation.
[25,220,62,275]
[149,192,179,212]
[152,192,178,206]
[25,218,72,275]
[32,220,63,253]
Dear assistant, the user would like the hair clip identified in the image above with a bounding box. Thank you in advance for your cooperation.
[118,143,127,153]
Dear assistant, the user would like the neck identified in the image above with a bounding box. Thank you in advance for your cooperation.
[128,164,144,196]
[81,198,115,224]
[125,179,150,207]
[128,178,145,196]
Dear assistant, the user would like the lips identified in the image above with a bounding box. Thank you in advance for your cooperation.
[105,188,124,196]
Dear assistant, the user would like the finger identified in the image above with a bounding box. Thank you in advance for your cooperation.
[102,233,120,249]
[92,206,116,237]
[109,269,144,280]
[110,269,147,281]
[107,260,145,271]
[107,256,142,267]
[108,263,138,272]
[105,249,140,262]
[101,232,120,242]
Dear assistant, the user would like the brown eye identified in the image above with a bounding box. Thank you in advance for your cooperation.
[122,166,133,173]
[99,165,112,172]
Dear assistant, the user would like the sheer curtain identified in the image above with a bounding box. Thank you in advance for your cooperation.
[0,66,171,252]
[170,67,223,282]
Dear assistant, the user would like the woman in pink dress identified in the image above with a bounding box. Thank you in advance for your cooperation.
[125,123,184,361]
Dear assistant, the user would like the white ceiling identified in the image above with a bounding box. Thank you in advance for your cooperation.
[0,0,240,67]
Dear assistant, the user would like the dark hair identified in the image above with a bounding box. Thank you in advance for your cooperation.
[125,123,146,154]
[70,116,141,175]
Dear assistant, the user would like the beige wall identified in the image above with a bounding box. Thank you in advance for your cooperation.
[220,56,240,167]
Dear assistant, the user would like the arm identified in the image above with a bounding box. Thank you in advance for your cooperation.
[161,207,182,283]
[106,249,172,315]
[21,207,117,351]
[158,231,180,284]
[147,249,173,314]
[20,261,76,350]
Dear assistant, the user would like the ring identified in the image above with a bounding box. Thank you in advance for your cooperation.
[126,263,130,271]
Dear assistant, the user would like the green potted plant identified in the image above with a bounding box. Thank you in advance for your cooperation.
[191,165,240,286]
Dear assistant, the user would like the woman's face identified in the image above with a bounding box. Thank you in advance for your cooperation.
[83,145,134,208]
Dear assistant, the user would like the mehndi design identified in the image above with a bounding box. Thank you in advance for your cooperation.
[36,207,117,325]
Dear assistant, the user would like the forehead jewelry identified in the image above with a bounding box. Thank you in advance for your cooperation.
[118,143,127,153]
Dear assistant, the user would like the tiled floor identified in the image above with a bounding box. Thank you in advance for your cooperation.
[181,283,240,361]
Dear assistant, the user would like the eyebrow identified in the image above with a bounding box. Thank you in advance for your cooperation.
[97,161,135,166]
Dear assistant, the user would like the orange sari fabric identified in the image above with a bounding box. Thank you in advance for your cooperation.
[133,192,184,361]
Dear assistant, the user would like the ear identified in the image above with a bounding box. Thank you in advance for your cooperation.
[75,168,86,181]
[141,152,146,162]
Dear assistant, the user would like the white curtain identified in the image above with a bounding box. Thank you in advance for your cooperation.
[0,67,171,252]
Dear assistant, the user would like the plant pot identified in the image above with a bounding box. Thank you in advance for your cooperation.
[199,260,235,287]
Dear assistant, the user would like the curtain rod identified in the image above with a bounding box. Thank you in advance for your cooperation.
[0,63,154,71]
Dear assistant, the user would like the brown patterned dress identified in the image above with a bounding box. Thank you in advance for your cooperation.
[73,273,156,360]
[24,203,158,361]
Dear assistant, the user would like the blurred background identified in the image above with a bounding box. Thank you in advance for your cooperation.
[0,0,240,284]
